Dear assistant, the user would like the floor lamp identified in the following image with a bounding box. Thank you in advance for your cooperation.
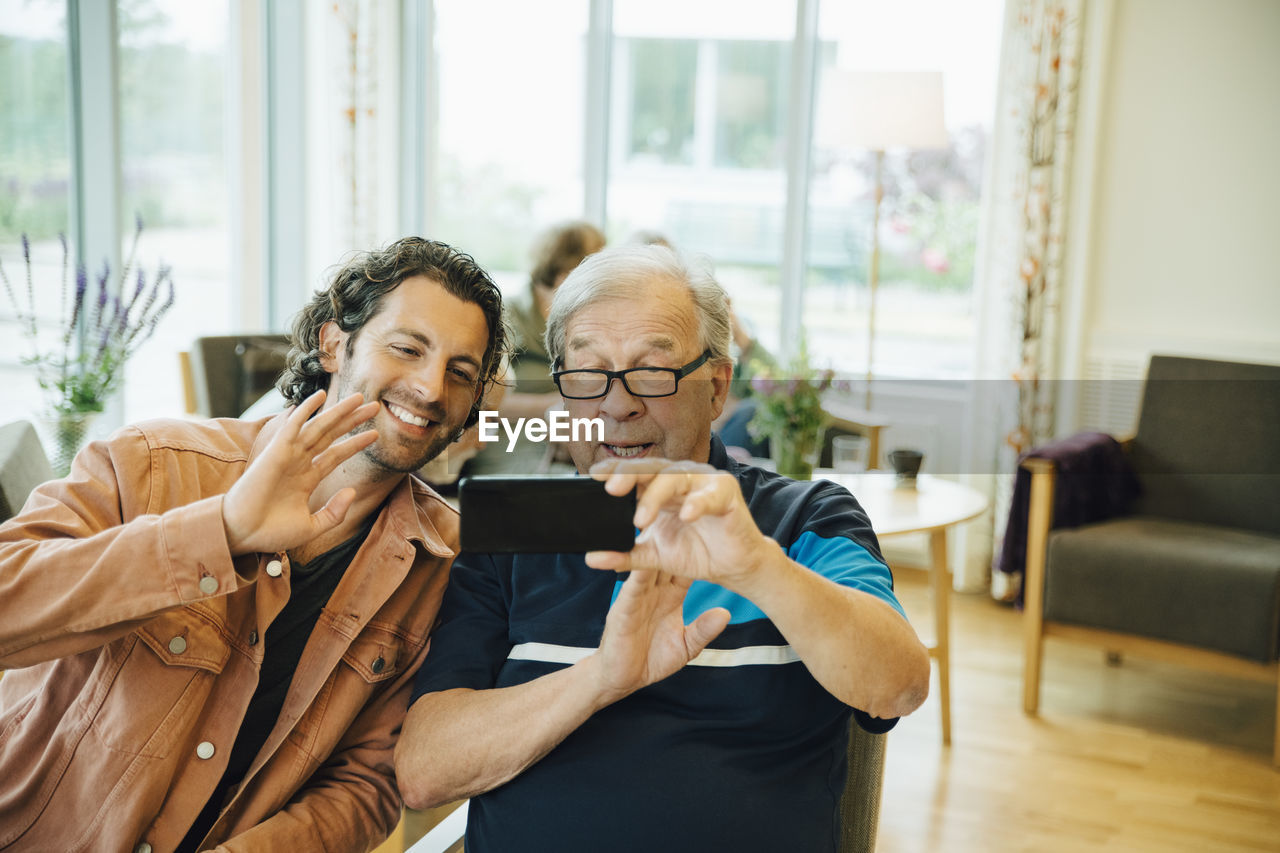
[819,71,948,409]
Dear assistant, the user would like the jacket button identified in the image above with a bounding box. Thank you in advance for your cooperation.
[265,559,283,578]
[248,630,259,646]
[198,576,218,595]
[168,636,187,654]
[135,844,153,853]
[371,656,385,674]
[196,741,216,760]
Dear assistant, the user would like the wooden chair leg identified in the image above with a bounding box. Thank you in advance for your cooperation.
[1021,461,1055,715]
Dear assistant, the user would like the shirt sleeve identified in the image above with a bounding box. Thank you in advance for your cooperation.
[0,426,244,667]
[784,481,906,619]
[783,479,905,734]
[410,551,512,703]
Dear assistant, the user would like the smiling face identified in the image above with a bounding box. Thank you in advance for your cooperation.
[560,277,731,472]
[319,275,489,476]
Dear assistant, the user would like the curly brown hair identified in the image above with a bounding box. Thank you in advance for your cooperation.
[278,237,508,428]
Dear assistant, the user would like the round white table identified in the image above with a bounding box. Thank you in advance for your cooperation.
[816,471,988,746]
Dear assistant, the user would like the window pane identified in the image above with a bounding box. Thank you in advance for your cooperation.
[610,0,796,361]
[714,41,786,170]
[807,0,1003,382]
[626,38,697,166]
[433,0,588,292]
[0,0,71,420]
[118,0,232,420]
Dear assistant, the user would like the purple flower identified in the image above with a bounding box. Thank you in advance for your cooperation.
[69,264,88,333]
[751,376,777,396]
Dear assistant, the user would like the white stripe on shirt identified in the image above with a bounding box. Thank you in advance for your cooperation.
[506,641,800,668]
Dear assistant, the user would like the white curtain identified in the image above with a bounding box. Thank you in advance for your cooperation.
[970,0,1086,601]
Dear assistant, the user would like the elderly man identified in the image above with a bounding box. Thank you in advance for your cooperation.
[0,238,506,852]
[395,244,930,852]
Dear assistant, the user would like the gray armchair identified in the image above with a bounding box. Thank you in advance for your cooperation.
[0,420,53,523]
[1021,355,1280,764]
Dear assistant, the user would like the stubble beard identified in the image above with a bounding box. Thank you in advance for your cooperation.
[331,372,458,477]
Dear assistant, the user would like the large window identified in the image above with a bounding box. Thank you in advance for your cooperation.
[806,0,1004,381]
[608,0,798,359]
[0,0,71,419]
[0,0,241,427]
[431,0,589,294]
[119,0,232,421]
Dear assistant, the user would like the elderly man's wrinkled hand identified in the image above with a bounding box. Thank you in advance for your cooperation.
[589,568,730,704]
[583,457,772,591]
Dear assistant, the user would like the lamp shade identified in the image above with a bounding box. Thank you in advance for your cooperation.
[817,70,948,151]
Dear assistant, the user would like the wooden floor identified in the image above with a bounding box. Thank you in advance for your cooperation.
[880,569,1280,852]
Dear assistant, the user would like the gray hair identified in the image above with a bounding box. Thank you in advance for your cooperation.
[544,244,733,370]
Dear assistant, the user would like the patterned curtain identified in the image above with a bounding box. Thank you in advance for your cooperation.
[1006,0,1084,457]
[330,0,382,250]
[980,0,1085,603]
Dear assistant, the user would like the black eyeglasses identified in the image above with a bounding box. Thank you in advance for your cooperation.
[553,350,712,400]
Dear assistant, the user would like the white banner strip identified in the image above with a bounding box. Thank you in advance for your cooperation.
[507,642,800,668]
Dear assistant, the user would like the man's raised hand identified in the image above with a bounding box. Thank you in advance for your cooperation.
[221,390,380,556]
[589,569,730,705]
[583,457,773,591]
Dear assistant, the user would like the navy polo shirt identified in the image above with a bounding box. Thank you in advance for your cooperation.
[411,438,905,852]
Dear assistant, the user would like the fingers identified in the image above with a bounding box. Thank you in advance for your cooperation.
[313,485,358,534]
[309,427,380,476]
[297,394,379,451]
[589,457,668,496]
[284,388,329,434]
[685,607,731,656]
[632,465,721,528]
[585,548,632,572]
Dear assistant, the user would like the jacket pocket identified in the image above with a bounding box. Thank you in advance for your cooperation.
[90,609,230,759]
[340,622,413,684]
[283,623,424,765]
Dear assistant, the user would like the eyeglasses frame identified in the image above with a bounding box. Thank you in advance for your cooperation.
[552,349,713,400]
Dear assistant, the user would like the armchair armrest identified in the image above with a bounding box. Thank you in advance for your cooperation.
[997,433,1139,600]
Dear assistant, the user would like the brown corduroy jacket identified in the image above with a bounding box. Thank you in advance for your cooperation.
[0,415,456,852]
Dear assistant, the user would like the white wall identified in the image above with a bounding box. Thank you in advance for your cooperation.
[1080,0,1280,367]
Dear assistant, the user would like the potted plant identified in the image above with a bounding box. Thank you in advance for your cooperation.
[1,219,175,475]
[746,341,834,480]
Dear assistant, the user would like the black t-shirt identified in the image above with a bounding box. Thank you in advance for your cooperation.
[177,516,376,853]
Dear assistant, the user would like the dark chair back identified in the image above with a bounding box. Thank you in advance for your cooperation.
[1129,355,1280,535]
[188,334,291,418]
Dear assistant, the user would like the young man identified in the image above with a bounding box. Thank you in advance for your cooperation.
[0,237,506,852]
[395,244,930,852]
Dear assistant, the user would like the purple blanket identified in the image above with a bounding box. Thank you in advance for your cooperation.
[994,431,1141,605]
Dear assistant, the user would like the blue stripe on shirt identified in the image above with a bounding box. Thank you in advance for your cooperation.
[786,530,905,618]
[608,530,902,625]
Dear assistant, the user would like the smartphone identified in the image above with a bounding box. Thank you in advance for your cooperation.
[458,476,636,553]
